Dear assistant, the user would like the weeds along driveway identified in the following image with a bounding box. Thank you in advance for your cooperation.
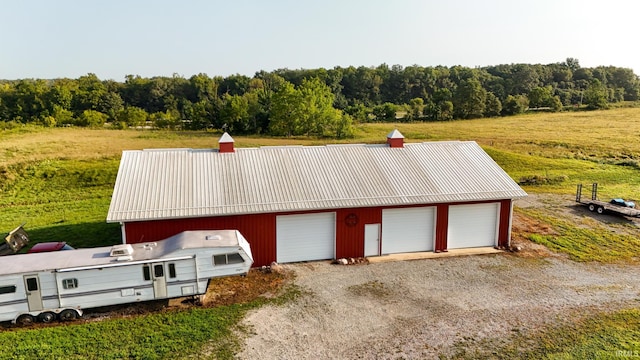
[236,254,640,359]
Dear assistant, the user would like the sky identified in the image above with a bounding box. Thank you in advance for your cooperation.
[2,0,639,80]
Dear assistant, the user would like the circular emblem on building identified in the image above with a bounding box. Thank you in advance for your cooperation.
[345,213,359,227]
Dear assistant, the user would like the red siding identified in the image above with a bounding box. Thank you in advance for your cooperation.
[335,207,382,259]
[122,199,515,267]
[498,199,512,248]
[435,204,449,252]
[386,138,404,148]
[124,213,276,267]
[219,142,234,153]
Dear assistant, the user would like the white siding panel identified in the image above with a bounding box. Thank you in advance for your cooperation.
[276,213,335,263]
[448,203,499,249]
[381,207,434,254]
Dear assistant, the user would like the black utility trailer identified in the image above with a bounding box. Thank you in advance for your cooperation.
[576,183,640,217]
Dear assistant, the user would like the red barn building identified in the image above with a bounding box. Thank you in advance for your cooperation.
[107,131,527,267]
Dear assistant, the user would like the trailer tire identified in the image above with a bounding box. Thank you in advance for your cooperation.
[597,206,605,214]
[38,312,56,323]
[59,309,78,321]
[16,314,36,326]
[588,204,596,212]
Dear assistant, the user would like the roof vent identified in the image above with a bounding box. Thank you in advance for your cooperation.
[218,132,235,153]
[115,255,133,262]
[386,129,405,148]
[110,244,133,257]
[206,234,222,241]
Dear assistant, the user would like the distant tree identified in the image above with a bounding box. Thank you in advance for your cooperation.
[528,86,553,108]
[150,109,181,129]
[78,110,108,128]
[73,73,107,113]
[528,86,563,111]
[269,82,302,136]
[220,93,250,134]
[484,92,502,117]
[583,79,609,109]
[453,78,486,119]
[372,103,397,122]
[502,95,528,116]
[40,115,56,127]
[218,74,251,96]
[408,97,424,119]
[609,67,640,101]
[52,105,75,125]
[565,58,580,72]
[344,103,370,123]
[509,64,541,94]
[182,100,215,130]
[98,91,124,121]
[116,106,148,128]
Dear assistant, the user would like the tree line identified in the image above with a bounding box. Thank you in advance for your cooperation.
[1,58,638,137]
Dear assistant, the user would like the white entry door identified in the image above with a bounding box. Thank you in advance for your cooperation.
[24,275,43,311]
[151,263,168,298]
[364,223,381,257]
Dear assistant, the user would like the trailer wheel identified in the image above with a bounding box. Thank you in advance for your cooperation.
[597,206,605,214]
[16,314,36,326]
[38,312,56,323]
[588,204,596,212]
[59,309,78,322]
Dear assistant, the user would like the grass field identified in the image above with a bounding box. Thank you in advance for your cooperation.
[2,108,640,358]
[4,108,640,247]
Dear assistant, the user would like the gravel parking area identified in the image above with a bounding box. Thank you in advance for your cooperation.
[236,253,640,359]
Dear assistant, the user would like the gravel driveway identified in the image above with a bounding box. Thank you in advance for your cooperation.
[236,253,640,359]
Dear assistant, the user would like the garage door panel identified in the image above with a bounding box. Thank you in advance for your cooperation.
[448,203,498,249]
[276,213,335,263]
[381,207,434,254]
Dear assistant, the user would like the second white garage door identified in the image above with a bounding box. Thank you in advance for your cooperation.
[276,212,335,263]
[381,207,434,254]
[447,203,499,249]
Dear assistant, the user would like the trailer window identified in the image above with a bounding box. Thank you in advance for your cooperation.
[227,253,244,264]
[168,263,176,278]
[26,278,38,291]
[143,265,151,281]
[154,264,164,277]
[0,285,16,294]
[213,253,244,265]
[62,278,78,289]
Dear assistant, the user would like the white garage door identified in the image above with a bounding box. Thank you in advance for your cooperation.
[448,203,499,249]
[276,212,335,263]
[381,207,434,254]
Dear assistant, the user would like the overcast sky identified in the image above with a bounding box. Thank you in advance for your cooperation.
[2,0,638,80]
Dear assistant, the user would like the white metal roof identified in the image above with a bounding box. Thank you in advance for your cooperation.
[0,230,245,276]
[107,140,527,222]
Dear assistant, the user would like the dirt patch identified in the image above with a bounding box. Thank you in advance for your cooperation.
[202,267,292,307]
[510,211,559,258]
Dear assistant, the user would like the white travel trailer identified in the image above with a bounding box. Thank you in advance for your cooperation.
[0,230,253,325]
